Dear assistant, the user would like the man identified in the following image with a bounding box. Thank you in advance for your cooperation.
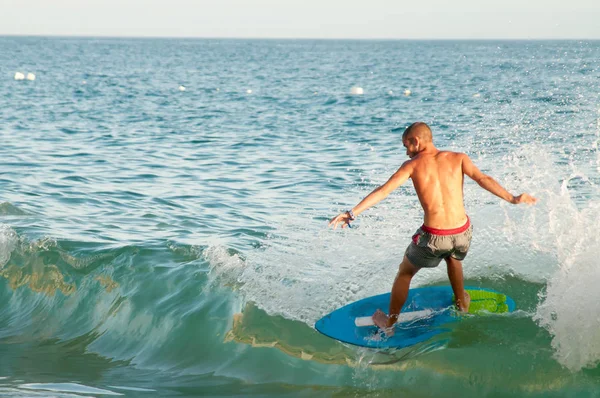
[329,122,537,336]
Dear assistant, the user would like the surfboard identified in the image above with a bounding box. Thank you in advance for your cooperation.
[314,286,515,349]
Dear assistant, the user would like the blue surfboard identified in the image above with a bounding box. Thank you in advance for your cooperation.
[314,286,515,349]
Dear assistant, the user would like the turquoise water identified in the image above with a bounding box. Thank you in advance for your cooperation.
[1,37,600,397]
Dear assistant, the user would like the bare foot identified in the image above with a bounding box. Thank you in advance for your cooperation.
[372,309,395,336]
[456,291,471,313]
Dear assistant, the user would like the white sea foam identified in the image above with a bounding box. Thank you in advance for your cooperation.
[203,245,246,289]
[490,145,600,371]
[530,177,600,370]
[0,224,18,269]
[19,383,122,396]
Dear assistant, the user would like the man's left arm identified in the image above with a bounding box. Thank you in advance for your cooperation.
[329,161,413,229]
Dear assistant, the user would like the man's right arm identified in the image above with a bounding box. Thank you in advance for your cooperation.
[461,154,537,205]
[329,160,414,229]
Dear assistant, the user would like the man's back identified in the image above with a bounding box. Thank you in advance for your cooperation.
[409,150,467,229]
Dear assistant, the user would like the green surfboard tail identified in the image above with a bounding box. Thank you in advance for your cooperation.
[454,289,509,314]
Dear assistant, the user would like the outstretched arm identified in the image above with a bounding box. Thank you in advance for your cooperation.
[329,161,413,229]
[461,154,537,204]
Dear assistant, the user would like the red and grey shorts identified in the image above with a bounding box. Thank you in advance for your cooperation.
[405,217,473,268]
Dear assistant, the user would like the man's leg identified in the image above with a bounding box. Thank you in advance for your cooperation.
[372,255,419,334]
[445,256,470,312]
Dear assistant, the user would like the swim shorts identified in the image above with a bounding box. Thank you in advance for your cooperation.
[405,217,473,268]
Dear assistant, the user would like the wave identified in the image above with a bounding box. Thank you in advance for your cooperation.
[200,142,600,373]
[0,229,231,375]
[4,141,599,378]
[0,202,30,216]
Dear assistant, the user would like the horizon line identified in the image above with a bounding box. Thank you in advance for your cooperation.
[1,33,599,41]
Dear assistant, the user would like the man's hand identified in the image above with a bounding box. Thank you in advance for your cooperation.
[329,212,353,229]
[512,193,537,205]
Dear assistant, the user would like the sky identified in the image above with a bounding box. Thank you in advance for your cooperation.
[1,0,599,39]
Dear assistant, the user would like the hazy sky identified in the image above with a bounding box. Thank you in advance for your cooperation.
[2,0,599,39]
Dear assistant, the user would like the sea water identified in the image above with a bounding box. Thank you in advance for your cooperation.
[1,37,600,397]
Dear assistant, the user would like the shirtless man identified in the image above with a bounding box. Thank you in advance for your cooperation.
[329,122,537,336]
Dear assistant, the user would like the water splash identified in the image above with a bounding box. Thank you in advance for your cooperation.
[496,145,600,371]
[0,224,18,268]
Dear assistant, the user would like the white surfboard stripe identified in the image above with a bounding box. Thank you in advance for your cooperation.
[354,309,433,327]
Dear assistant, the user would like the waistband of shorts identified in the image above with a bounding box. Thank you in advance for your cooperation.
[421,216,470,236]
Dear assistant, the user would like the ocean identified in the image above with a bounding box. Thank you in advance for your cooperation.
[1,37,600,397]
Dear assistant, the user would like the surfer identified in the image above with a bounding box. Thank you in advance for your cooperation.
[329,122,537,336]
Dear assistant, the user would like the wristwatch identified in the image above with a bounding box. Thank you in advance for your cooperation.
[346,210,356,220]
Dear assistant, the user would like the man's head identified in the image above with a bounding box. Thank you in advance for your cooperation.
[402,122,433,158]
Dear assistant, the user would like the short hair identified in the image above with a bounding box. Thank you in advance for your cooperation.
[403,122,432,143]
